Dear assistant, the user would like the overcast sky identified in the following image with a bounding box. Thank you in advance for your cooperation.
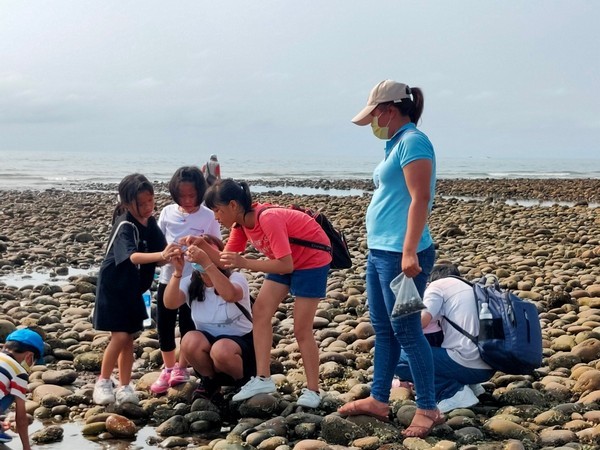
[1,1,598,162]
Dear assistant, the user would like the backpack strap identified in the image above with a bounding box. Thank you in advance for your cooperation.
[234,301,252,323]
[256,206,332,253]
[106,220,139,256]
[442,315,478,345]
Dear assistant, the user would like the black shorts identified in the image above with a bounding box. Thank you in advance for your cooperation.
[202,330,256,384]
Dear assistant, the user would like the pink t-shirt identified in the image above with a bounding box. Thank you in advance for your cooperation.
[225,203,332,270]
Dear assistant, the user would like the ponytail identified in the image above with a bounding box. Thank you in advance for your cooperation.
[205,178,253,214]
[408,87,424,124]
[389,86,424,125]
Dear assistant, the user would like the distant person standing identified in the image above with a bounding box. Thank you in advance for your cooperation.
[202,154,221,186]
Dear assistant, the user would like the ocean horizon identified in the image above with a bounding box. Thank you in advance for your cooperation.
[1,149,599,191]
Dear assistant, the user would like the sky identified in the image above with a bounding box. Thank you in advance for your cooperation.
[1,1,599,163]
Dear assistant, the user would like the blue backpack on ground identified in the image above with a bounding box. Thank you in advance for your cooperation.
[443,275,543,375]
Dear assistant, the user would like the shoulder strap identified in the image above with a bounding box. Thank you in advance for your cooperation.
[106,221,139,256]
[442,315,478,345]
[234,301,252,323]
[256,206,332,253]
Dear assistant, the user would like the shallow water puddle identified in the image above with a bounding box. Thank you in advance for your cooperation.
[0,268,97,289]
[6,421,156,450]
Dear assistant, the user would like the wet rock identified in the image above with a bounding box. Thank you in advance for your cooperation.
[159,436,192,448]
[156,415,188,436]
[320,415,366,446]
[81,422,107,436]
[239,394,281,418]
[105,414,137,438]
[31,424,64,443]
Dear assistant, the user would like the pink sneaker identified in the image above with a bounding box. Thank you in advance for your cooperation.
[150,368,172,394]
[169,363,190,387]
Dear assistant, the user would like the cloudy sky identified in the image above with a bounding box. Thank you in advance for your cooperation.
[1,1,598,162]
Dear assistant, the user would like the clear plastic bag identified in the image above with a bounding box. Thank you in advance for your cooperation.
[389,273,425,317]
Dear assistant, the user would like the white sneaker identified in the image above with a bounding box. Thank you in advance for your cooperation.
[115,384,140,405]
[232,376,276,402]
[93,378,115,405]
[437,385,479,413]
[297,388,320,408]
[469,383,485,397]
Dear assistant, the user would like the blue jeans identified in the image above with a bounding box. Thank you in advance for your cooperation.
[367,245,436,409]
[396,347,496,402]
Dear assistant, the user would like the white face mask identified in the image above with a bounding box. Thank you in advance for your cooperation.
[20,354,33,373]
[371,113,392,140]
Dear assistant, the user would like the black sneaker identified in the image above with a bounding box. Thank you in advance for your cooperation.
[192,377,220,401]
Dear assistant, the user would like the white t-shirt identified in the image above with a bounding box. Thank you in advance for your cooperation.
[157,204,221,283]
[180,271,253,337]
[424,277,492,370]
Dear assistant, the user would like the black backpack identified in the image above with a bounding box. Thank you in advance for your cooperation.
[443,275,543,375]
[257,205,352,270]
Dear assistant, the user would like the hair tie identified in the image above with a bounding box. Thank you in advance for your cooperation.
[406,86,412,95]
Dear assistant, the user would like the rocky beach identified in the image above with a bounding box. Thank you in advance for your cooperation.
[0,178,599,450]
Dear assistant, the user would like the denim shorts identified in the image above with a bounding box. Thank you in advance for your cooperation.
[265,264,329,298]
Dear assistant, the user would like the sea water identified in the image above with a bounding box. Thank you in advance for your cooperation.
[1,149,599,191]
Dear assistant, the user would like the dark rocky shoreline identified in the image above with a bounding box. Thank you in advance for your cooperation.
[0,179,599,449]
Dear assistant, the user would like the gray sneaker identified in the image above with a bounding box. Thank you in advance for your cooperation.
[469,383,486,397]
[437,385,479,413]
[115,384,139,405]
[93,378,115,405]
[232,376,276,402]
[297,388,320,408]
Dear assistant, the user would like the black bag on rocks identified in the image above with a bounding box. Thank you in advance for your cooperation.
[257,205,352,270]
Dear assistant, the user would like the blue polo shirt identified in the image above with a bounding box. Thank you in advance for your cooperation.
[366,122,436,252]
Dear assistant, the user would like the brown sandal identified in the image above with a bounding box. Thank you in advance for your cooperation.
[402,408,445,438]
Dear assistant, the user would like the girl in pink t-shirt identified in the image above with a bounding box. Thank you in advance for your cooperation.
[186,179,331,408]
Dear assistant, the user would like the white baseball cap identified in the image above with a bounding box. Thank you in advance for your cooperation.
[352,80,412,126]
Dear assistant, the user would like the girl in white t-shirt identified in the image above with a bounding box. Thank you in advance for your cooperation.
[150,167,221,395]
[164,235,255,400]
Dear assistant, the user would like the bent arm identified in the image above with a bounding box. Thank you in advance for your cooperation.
[222,252,294,274]
[402,158,432,277]
[421,310,432,328]
[204,266,244,302]
[163,255,187,309]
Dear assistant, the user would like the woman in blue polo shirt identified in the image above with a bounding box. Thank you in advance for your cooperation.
[339,80,442,438]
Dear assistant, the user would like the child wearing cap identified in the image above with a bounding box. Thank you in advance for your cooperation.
[0,328,45,450]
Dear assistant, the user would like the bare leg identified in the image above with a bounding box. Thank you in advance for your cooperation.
[293,297,320,392]
[252,280,289,377]
[181,331,215,377]
[161,350,176,368]
[211,339,244,380]
[100,332,129,380]
[117,334,134,386]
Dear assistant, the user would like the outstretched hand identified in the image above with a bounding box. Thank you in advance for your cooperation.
[220,251,245,269]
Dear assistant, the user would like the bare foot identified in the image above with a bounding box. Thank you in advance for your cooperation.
[338,397,390,422]
[402,408,445,438]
